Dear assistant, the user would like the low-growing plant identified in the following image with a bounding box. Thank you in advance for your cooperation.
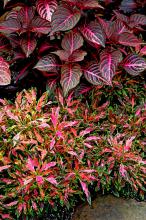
[0,0,146,96]
[0,82,145,219]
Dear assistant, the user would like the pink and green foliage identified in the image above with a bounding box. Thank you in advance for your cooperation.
[0,77,146,218]
[0,0,146,96]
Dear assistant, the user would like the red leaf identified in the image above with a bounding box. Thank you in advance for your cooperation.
[50,4,81,34]
[99,50,122,84]
[80,21,105,47]
[17,6,35,29]
[123,54,146,75]
[129,14,146,27]
[140,46,146,56]
[63,0,103,9]
[118,32,142,47]
[0,56,11,85]
[61,63,82,96]
[61,30,84,54]
[80,180,91,205]
[20,33,37,57]
[83,63,107,85]
[34,54,59,72]
[36,0,58,22]
[0,18,21,34]
[31,16,51,34]
[68,50,87,62]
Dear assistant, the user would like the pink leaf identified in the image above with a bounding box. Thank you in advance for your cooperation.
[119,164,127,178]
[61,63,82,96]
[31,16,51,34]
[83,63,107,85]
[123,54,146,76]
[100,49,122,84]
[34,54,59,72]
[17,6,35,29]
[61,30,84,54]
[0,56,11,85]
[130,14,146,27]
[0,165,11,172]
[50,4,81,34]
[6,201,18,207]
[51,107,60,128]
[36,176,44,186]
[41,162,56,171]
[79,128,93,137]
[140,46,146,56]
[36,0,57,22]
[26,158,35,172]
[0,19,21,34]
[80,180,91,205]
[20,33,37,57]
[46,176,58,185]
[118,32,142,47]
[80,21,105,47]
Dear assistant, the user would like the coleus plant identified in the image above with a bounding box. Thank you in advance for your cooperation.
[0,0,146,96]
[0,84,146,219]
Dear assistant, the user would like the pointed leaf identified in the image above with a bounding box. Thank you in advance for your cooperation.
[20,33,37,57]
[123,54,146,75]
[0,56,11,85]
[68,50,87,62]
[17,6,35,29]
[80,21,105,47]
[118,32,142,47]
[36,0,58,22]
[80,180,91,205]
[51,4,81,34]
[31,16,51,34]
[0,18,21,34]
[41,162,56,171]
[34,54,58,72]
[61,63,82,96]
[46,176,58,185]
[0,165,11,172]
[99,50,122,84]
[84,63,107,85]
[61,30,84,53]
[78,0,103,9]
[130,14,146,27]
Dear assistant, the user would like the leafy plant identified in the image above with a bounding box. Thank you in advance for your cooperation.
[0,81,145,219]
[0,0,146,96]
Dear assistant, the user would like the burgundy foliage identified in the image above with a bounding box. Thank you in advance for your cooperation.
[0,0,146,96]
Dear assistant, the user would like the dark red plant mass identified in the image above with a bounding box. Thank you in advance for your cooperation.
[0,0,146,96]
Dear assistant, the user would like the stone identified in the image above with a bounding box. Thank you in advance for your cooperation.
[72,195,146,220]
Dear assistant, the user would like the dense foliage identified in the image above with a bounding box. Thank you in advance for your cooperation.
[0,75,146,219]
[0,0,146,97]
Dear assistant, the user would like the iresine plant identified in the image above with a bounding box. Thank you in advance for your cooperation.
[0,86,146,219]
[0,0,146,96]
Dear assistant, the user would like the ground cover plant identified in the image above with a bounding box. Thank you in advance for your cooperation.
[0,0,146,98]
[0,74,146,219]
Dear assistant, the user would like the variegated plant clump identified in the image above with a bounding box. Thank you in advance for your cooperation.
[0,85,146,219]
[0,0,146,96]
